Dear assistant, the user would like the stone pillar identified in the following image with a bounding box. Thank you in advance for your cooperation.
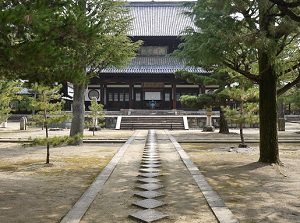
[203,107,215,132]
[20,117,27,130]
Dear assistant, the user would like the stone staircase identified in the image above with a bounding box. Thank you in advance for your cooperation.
[119,116,185,130]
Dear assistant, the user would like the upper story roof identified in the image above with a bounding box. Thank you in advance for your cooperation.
[102,56,207,74]
[127,1,195,37]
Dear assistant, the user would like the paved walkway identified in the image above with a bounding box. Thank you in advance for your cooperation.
[60,130,239,223]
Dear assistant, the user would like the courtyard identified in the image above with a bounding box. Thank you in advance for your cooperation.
[0,122,299,222]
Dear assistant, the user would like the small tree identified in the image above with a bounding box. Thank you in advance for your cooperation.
[222,87,259,148]
[87,97,105,136]
[175,70,231,133]
[0,80,21,125]
[28,83,72,164]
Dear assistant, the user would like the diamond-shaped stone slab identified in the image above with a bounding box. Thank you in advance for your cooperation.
[138,172,162,178]
[137,183,164,191]
[142,158,160,161]
[143,150,158,153]
[130,209,168,223]
[141,164,161,168]
[144,148,158,152]
[133,198,166,209]
[142,155,160,159]
[134,190,165,199]
[141,160,160,165]
[139,168,161,173]
[137,177,161,183]
[142,158,160,162]
[143,150,158,154]
[143,153,158,156]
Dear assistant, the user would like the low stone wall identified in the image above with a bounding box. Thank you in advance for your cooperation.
[187,116,259,129]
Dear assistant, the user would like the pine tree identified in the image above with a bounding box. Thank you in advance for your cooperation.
[87,97,105,136]
[28,83,72,164]
[0,0,142,145]
[177,0,300,164]
[222,87,259,147]
[0,80,21,125]
[175,69,231,133]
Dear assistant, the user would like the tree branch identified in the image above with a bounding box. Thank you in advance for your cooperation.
[269,0,300,22]
[269,0,300,8]
[277,73,300,96]
[282,62,300,75]
[223,60,260,83]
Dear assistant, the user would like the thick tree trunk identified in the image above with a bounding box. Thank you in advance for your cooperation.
[257,1,280,164]
[70,82,86,145]
[258,53,280,164]
[219,107,229,133]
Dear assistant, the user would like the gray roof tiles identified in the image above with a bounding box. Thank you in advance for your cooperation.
[127,2,195,36]
[100,2,204,75]
[102,56,207,74]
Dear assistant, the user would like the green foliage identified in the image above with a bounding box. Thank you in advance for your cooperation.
[0,80,21,123]
[0,0,142,84]
[28,134,82,147]
[178,0,300,87]
[28,83,71,127]
[86,97,105,136]
[27,83,72,163]
[1,0,142,138]
[176,0,300,162]
[223,102,259,125]
[175,69,233,133]
[281,86,300,112]
[180,94,216,108]
[221,87,259,125]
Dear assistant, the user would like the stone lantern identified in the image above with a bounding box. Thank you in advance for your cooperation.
[202,107,215,132]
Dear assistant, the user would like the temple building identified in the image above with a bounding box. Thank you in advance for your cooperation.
[85,1,215,112]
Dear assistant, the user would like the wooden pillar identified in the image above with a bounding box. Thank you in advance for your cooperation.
[100,84,104,104]
[172,83,176,109]
[129,83,133,109]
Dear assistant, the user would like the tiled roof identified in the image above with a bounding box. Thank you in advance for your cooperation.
[102,56,207,74]
[127,2,195,36]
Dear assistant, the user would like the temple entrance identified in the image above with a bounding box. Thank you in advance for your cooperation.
[144,91,161,109]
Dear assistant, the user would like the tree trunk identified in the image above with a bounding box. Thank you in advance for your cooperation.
[44,107,50,164]
[257,1,280,164]
[258,53,280,164]
[239,123,246,148]
[46,143,50,164]
[45,124,50,164]
[70,82,86,145]
[219,104,229,134]
[239,102,246,148]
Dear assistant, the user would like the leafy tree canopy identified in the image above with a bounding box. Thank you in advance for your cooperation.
[177,0,300,92]
[175,0,300,163]
[0,0,141,84]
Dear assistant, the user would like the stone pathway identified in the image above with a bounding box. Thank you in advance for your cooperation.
[60,129,238,223]
[130,130,168,222]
